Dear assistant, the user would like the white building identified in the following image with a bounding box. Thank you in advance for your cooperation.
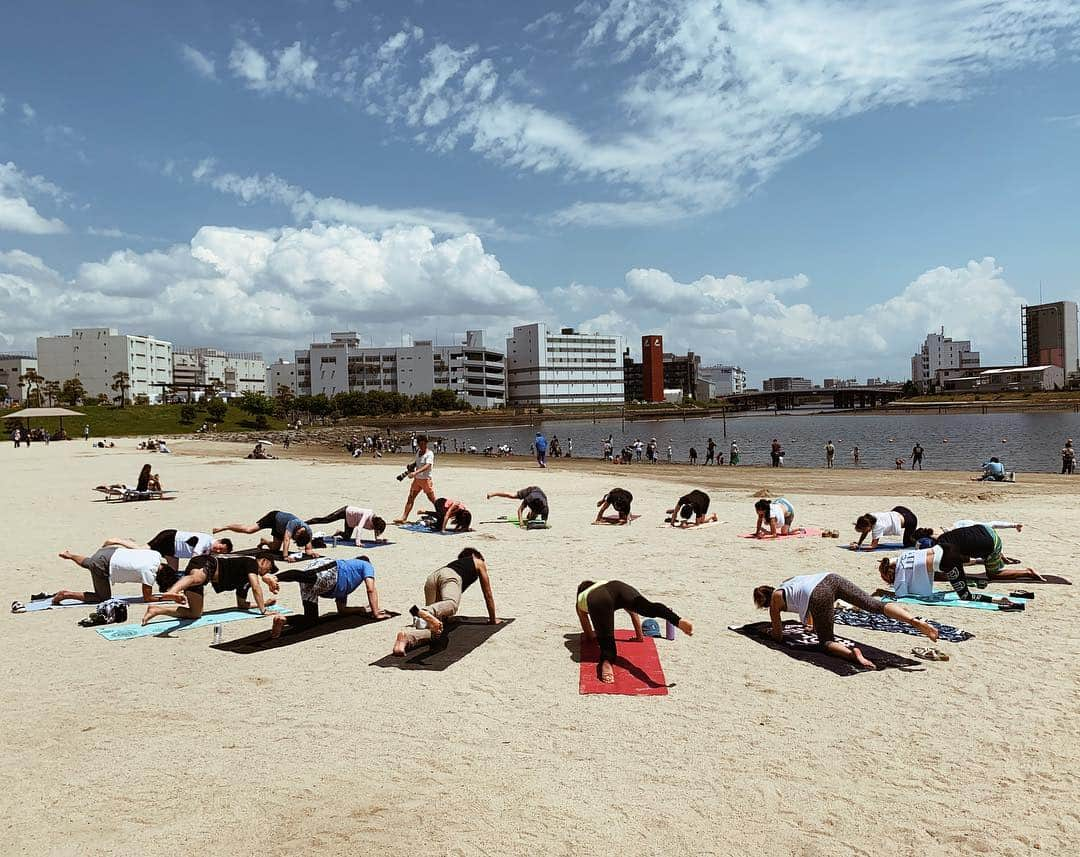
[911,329,980,392]
[172,348,266,397]
[267,359,299,397]
[700,364,747,396]
[37,328,172,403]
[0,354,38,404]
[294,330,505,408]
[505,324,624,407]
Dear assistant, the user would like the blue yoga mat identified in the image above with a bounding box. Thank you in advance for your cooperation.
[322,537,394,548]
[18,596,145,613]
[396,522,470,535]
[95,605,290,640]
[881,591,1022,611]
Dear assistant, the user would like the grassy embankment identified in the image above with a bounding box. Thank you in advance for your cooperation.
[1,403,285,437]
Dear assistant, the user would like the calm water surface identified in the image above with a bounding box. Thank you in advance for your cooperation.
[422,411,1080,474]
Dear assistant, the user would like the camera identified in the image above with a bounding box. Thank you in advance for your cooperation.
[396,463,417,481]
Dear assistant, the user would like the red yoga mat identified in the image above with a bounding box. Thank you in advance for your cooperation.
[579,630,669,696]
[740,527,822,539]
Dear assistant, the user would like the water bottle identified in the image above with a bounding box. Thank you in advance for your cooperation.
[665,620,676,641]
[212,624,222,645]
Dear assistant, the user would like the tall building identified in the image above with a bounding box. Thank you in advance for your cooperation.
[910,329,980,392]
[172,348,266,396]
[641,335,664,402]
[506,324,623,407]
[763,376,813,392]
[700,364,747,396]
[294,330,505,408]
[0,353,38,403]
[1022,301,1078,376]
[37,328,172,403]
[266,359,298,397]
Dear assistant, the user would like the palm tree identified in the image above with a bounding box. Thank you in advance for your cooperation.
[43,380,61,407]
[111,371,131,408]
[19,369,43,407]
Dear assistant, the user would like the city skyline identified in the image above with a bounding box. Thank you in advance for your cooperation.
[2,1,1079,381]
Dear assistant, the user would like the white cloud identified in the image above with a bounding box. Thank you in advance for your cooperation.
[229,39,318,96]
[21,103,35,122]
[563,257,1028,381]
[180,44,217,80]
[190,160,501,236]
[0,223,543,356]
[0,93,6,114]
[524,12,564,34]
[87,226,146,240]
[0,162,68,234]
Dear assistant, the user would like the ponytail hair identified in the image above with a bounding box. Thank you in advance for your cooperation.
[752,585,775,608]
[854,513,876,532]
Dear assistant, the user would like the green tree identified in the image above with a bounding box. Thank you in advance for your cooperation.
[206,397,227,422]
[111,371,131,408]
[43,379,61,407]
[19,369,44,407]
[179,404,197,424]
[60,378,86,406]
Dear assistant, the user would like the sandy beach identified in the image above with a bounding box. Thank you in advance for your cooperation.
[3,439,1078,857]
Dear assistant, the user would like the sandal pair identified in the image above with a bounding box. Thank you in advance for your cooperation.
[912,646,950,661]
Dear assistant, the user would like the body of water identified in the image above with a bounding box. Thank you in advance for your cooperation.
[420,411,1080,473]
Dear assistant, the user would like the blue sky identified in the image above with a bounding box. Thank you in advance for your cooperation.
[2,0,1079,384]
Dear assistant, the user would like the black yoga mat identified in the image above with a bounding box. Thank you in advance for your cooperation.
[213,610,399,653]
[370,617,514,671]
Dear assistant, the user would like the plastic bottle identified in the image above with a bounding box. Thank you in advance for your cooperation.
[665,620,676,641]
[213,624,222,645]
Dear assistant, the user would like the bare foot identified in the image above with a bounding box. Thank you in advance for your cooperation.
[599,660,615,683]
[270,614,286,639]
[142,605,163,626]
[678,618,694,636]
[264,596,277,607]
[393,518,407,525]
[392,631,410,656]
[1025,568,1045,581]
[853,647,877,670]
[371,611,389,620]
[416,608,443,637]
[913,618,939,642]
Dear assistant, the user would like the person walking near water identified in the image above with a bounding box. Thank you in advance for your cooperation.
[825,440,835,469]
[689,446,698,465]
[705,438,716,465]
[83,424,90,442]
[911,442,924,470]
[534,432,548,468]
[770,438,781,467]
[853,445,860,465]
[730,441,739,466]
[1062,439,1075,475]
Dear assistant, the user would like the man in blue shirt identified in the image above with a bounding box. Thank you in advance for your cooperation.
[975,457,1007,481]
[213,509,315,561]
[534,432,548,468]
[265,555,388,638]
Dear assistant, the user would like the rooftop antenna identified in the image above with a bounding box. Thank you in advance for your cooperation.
[1039,280,1043,303]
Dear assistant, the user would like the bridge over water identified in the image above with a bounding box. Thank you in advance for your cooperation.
[724,385,905,412]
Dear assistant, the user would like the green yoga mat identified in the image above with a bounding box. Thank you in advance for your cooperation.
[881,591,1022,612]
[95,605,290,640]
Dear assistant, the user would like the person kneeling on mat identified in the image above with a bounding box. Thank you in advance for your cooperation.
[104,529,232,573]
[264,555,388,638]
[594,488,633,524]
[487,486,548,527]
[418,497,472,532]
[575,580,693,684]
[52,544,180,605]
[391,547,499,655]
[753,497,800,537]
[875,544,1020,608]
[304,505,387,543]
[142,552,279,626]
[666,489,717,527]
[753,573,939,670]
[850,506,921,550]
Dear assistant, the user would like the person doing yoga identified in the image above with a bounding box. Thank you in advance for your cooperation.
[595,488,634,524]
[213,510,314,561]
[666,489,717,527]
[850,506,920,550]
[932,524,1042,583]
[575,580,693,683]
[753,573,939,670]
[263,556,388,638]
[753,497,800,537]
[391,547,498,655]
[487,486,548,526]
[104,530,232,572]
[876,539,1026,606]
[141,552,279,625]
[418,497,472,532]
[944,519,1022,534]
[52,545,179,605]
[304,506,387,542]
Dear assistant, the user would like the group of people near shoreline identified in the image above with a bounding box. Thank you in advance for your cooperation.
[28,428,1049,679]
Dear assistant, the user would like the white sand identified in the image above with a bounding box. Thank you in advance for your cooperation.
[2,439,1078,857]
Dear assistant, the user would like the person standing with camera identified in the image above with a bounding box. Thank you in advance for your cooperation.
[395,434,437,524]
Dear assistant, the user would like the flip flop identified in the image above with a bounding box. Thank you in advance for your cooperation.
[31,592,53,601]
[1009,590,1034,600]
[912,647,950,661]
[77,613,109,627]
[997,601,1025,611]
[11,600,25,614]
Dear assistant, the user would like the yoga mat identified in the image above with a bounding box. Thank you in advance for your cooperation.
[740,527,823,539]
[317,537,394,548]
[579,630,670,696]
[834,608,973,643]
[17,595,145,613]
[370,617,514,671]
[936,572,1070,586]
[881,591,1024,612]
[658,519,722,530]
[94,605,290,640]
[836,543,906,552]
[592,514,642,525]
[214,610,400,653]
[396,522,472,535]
[729,621,923,676]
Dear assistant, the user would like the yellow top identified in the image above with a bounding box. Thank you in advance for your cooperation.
[576,580,610,613]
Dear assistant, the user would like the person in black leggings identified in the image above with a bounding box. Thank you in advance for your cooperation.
[852,506,922,550]
[575,580,694,683]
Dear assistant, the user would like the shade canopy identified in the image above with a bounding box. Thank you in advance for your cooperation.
[1,407,85,419]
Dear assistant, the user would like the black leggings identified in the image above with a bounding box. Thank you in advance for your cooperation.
[586,580,681,665]
[892,506,918,547]
[305,507,348,526]
[806,574,884,645]
[274,560,337,629]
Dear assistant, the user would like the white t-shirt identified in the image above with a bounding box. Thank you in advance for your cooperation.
[780,572,831,624]
[345,506,374,538]
[414,449,434,480]
[892,547,941,598]
[109,549,162,586]
[871,510,903,540]
[174,531,212,559]
[769,503,788,525]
